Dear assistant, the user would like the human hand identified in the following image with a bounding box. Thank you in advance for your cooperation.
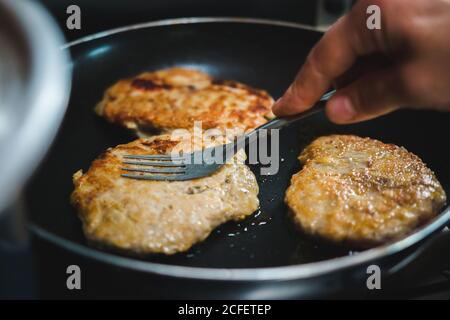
[272,0,450,123]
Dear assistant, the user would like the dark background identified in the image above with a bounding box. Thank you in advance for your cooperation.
[36,0,352,41]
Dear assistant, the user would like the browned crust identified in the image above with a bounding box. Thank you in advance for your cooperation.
[95,67,274,134]
[71,135,259,254]
[285,135,447,248]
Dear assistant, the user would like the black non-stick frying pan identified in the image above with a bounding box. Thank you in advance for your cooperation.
[26,18,450,299]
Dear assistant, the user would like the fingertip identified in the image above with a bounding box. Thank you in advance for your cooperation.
[326,95,356,124]
[271,97,283,116]
[272,86,310,116]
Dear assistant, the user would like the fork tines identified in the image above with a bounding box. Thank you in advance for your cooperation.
[121,154,187,180]
[122,154,184,160]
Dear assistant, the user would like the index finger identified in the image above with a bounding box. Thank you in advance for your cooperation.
[273,1,382,116]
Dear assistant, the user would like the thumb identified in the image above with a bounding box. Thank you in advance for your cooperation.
[326,68,408,124]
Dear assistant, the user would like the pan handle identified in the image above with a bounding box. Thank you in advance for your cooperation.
[393,229,450,281]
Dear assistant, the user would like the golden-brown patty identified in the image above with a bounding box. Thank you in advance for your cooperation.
[71,134,259,254]
[95,67,274,135]
[285,135,446,248]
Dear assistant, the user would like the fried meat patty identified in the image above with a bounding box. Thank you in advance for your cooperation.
[285,135,446,248]
[95,67,274,134]
[71,135,259,254]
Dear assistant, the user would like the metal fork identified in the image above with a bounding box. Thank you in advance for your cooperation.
[121,90,336,181]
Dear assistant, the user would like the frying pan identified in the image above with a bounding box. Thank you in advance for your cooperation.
[26,17,450,299]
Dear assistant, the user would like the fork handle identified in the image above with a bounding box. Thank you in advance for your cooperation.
[223,90,336,159]
[245,89,336,142]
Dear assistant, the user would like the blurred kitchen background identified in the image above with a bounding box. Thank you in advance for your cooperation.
[38,0,354,40]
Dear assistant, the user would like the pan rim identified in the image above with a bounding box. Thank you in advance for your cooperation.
[30,16,450,281]
[61,16,325,49]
